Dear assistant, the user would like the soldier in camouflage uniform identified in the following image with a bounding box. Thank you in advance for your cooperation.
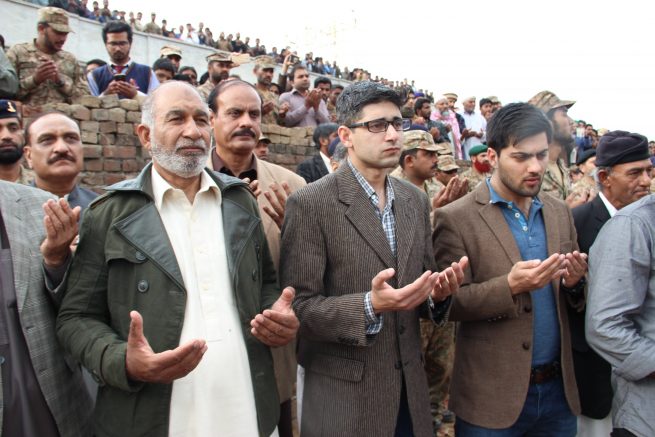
[143,13,162,35]
[7,7,89,109]
[253,55,279,125]
[390,130,443,201]
[528,90,579,204]
[390,130,456,431]
[0,99,34,185]
[196,52,235,101]
[570,149,597,200]
[461,143,492,191]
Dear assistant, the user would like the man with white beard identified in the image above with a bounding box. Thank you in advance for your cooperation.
[57,81,298,437]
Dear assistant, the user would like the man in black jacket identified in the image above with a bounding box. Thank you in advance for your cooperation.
[296,122,337,183]
[571,130,652,436]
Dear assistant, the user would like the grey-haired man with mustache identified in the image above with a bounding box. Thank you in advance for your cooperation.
[24,112,97,209]
[206,79,306,437]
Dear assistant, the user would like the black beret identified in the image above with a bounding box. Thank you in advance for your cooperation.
[0,100,20,120]
[595,130,650,167]
[575,149,596,166]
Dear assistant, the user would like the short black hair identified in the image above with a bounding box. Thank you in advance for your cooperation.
[102,21,132,44]
[413,97,430,115]
[399,149,419,169]
[486,102,553,155]
[312,123,338,146]
[337,82,402,126]
[179,66,197,76]
[86,58,107,68]
[479,98,492,109]
[331,84,344,91]
[152,58,175,75]
[289,64,307,81]
[314,76,332,88]
[207,79,261,113]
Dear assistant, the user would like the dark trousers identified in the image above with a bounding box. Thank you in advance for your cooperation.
[395,376,414,437]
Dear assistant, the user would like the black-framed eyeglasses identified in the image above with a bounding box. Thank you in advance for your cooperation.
[348,117,411,133]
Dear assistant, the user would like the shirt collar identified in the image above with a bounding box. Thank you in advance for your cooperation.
[486,178,542,210]
[211,148,258,180]
[347,158,395,205]
[598,191,618,217]
[151,166,219,211]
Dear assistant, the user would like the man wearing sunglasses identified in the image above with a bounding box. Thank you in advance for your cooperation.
[281,81,468,436]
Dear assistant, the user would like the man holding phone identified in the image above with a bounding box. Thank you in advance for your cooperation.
[87,21,159,99]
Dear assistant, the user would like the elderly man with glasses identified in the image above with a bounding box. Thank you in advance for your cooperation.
[280,81,467,437]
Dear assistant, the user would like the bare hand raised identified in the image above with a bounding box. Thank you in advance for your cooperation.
[125,311,207,383]
[562,251,588,288]
[40,198,80,268]
[508,253,566,295]
[250,287,299,347]
[431,256,468,301]
[370,268,440,313]
[262,181,292,230]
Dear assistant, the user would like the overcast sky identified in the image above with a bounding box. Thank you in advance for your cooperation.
[112,0,655,139]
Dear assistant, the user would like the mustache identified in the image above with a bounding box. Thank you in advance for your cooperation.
[47,153,76,165]
[0,140,19,149]
[231,128,256,139]
[174,138,208,151]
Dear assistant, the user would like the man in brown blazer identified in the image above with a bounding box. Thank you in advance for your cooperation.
[433,102,587,436]
[280,81,467,436]
[206,79,305,437]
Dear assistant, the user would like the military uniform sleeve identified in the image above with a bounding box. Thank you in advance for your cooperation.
[6,45,38,98]
[0,48,19,98]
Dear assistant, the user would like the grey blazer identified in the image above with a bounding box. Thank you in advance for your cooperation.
[0,181,92,436]
[280,164,440,437]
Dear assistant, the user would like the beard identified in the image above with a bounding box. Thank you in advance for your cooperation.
[0,142,23,164]
[150,137,208,178]
[497,164,542,198]
[473,160,492,174]
[553,125,574,148]
[211,71,228,84]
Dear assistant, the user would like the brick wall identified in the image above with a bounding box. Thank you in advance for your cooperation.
[35,96,317,191]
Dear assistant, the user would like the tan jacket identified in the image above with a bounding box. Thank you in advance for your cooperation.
[208,153,305,401]
[433,182,581,428]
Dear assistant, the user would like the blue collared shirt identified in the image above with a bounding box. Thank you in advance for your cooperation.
[486,179,560,365]
[347,159,396,335]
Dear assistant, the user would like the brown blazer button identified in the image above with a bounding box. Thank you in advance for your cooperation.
[398,325,405,335]
[524,305,532,313]
[394,360,402,370]
[522,341,531,350]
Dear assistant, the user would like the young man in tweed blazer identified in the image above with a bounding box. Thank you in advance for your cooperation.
[280,81,467,436]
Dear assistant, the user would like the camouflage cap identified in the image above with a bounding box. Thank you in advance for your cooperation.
[437,155,459,171]
[206,51,233,65]
[0,100,20,120]
[254,55,277,69]
[435,142,452,156]
[487,95,500,104]
[258,134,271,143]
[403,130,440,152]
[160,45,182,59]
[443,92,458,101]
[528,90,575,112]
[38,7,73,33]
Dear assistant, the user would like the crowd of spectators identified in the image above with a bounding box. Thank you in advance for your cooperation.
[2,4,655,437]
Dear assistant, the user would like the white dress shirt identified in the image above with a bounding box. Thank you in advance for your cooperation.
[598,191,618,217]
[320,151,333,174]
[151,167,259,437]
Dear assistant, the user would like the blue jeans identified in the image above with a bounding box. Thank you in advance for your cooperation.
[456,377,577,436]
